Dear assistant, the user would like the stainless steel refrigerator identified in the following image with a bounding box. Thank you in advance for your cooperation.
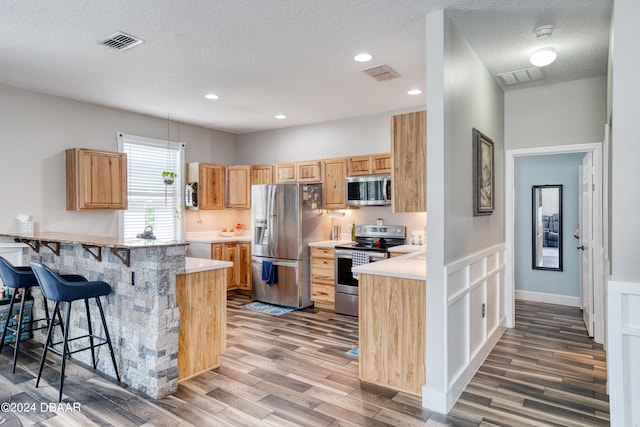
[251,183,328,308]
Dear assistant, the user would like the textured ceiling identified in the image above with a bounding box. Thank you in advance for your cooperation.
[0,1,611,134]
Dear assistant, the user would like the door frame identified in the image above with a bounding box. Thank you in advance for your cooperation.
[505,142,604,343]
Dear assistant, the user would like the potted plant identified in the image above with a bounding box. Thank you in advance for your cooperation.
[162,171,176,185]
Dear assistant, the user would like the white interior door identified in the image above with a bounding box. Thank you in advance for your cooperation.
[580,152,594,336]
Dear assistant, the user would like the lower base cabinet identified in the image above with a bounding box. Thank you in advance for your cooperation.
[359,273,425,396]
[176,268,227,381]
[310,247,335,309]
[212,241,251,295]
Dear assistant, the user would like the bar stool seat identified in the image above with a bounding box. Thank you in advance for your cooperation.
[29,262,120,402]
[0,256,68,374]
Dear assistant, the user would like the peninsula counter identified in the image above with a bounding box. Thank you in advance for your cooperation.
[0,232,229,399]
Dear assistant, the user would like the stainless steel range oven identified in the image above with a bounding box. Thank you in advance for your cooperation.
[334,225,405,316]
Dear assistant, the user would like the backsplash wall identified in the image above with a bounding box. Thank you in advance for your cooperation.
[185,206,425,244]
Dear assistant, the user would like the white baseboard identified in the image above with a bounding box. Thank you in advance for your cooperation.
[515,290,580,307]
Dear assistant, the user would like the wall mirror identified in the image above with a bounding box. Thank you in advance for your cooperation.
[532,185,563,271]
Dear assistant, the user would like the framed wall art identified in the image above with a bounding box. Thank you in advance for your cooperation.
[472,128,494,216]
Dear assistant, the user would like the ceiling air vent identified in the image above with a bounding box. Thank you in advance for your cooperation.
[363,64,401,82]
[497,67,546,87]
[99,32,144,51]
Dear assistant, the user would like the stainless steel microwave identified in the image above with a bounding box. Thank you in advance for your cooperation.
[345,175,391,206]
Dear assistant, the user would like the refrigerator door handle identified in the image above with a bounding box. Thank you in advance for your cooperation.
[253,257,299,269]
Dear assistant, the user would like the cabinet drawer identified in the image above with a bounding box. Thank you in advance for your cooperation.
[311,283,335,305]
[310,247,334,259]
[311,266,334,285]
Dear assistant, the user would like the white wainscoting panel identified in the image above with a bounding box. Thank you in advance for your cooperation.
[441,243,506,411]
[607,280,640,427]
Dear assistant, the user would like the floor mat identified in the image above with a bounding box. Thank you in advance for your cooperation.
[240,301,296,316]
[346,345,359,357]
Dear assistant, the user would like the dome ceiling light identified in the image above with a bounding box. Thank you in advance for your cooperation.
[530,47,557,67]
[529,25,557,67]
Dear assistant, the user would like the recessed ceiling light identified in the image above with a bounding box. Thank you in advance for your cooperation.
[407,89,422,95]
[204,93,220,100]
[529,47,557,67]
[354,53,373,62]
[275,114,287,120]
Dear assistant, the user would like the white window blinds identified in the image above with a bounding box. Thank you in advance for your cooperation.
[117,133,185,242]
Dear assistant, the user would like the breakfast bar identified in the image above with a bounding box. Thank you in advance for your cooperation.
[0,232,230,399]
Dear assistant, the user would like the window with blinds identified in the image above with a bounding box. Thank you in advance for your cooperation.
[117,133,185,242]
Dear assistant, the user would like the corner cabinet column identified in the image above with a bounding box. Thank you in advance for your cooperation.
[391,110,426,212]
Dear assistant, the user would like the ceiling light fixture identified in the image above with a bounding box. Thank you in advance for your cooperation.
[529,47,557,67]
[354,53,373,62]
[275,114,287,120]
[204,93,220,100]
[407,89,422,95]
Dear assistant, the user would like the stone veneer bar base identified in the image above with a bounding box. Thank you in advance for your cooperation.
[25,243,186,399]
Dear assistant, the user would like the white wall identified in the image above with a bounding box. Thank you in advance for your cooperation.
[237,107,424,164]
[608,0,640,425]
[424,11,506,413]
[505,77,606,150]
[0,83,237,237]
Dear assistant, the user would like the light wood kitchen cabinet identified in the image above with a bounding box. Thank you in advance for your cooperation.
[310,247,335,309]
[322,157,348,209]
[391,110,426,212]
[237,242,252,294]
[226,165,251,209]
[211,241,251,295]
[66,148,127,210]
[251,164,274,185]
[222,242,237,291]
[176,267,226,381]
[275,162,297,183]
[188,162,225,210]
[372,153,392,174]
[296,160,323,182]
[359,273,425,396]
[347,153,391,176]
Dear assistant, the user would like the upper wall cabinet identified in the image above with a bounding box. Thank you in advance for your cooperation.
[188,162,225,210]
[275,161,322,183]
[275,162,297,183]
[251,164,274,185]
[296,160,322,183]
[323,157,347,209]
[348,153,391,176]
[391,110,426,212]
[66,148,127,210]
[226,165,251,209]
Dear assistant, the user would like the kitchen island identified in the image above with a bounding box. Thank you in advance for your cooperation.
[0,232,230,399]
[353,251,426,396]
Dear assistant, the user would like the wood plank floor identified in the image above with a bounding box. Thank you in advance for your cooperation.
[0,297,608,426]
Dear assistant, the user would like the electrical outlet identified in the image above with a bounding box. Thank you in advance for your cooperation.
[482,303,486,318]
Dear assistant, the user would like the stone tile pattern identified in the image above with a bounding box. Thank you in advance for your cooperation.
[27,243,186,399]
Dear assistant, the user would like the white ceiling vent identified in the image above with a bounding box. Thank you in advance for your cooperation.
[497,67,546,87]
[99,32,144,51]
[362,64,401,81]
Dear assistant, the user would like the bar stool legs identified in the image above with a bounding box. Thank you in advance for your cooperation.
[36,297,120,402]
[0,288,66,374]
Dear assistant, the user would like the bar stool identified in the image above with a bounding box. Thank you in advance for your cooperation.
[0,256,68,373]
[29,262,120,402]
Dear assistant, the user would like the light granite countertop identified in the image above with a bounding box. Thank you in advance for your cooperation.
[183,257,233,274]
[388,244,424,254]
[352,250,426,280]
[185,231,251,243]
[308,240,354,248]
